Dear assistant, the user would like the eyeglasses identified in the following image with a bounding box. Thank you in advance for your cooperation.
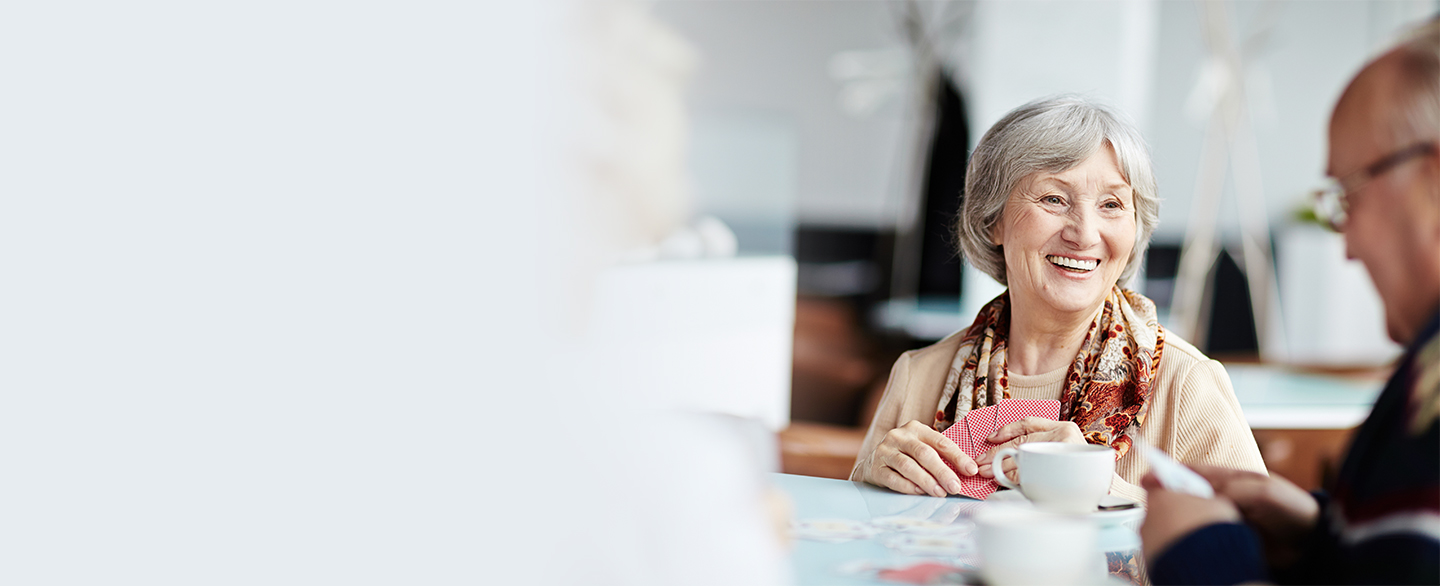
[1312,142,1437,231]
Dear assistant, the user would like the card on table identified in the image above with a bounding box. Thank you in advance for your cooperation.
[874,562,971,585]
[790,518,880,542]
[940,399,1062,499]
[880,533,974,557]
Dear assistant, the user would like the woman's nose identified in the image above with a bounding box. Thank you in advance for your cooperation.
[1061,207,1102,247]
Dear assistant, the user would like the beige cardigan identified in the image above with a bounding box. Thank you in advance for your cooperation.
[850,330,1267,503]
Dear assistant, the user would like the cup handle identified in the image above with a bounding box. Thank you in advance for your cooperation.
[992,447,1020,490]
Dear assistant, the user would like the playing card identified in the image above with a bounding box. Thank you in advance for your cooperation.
[964,405,997,446]
[940,399,1062,500]
[941,421,970,461]
[991,399,1062,438]
[838,559,979,585]
[1136,436,1215,498]
[881,533,976,557]
[940,424,974,476]
[942,417,968,454]
[875,562,972,585]
[870,516,971,535]
[791,518,880,542]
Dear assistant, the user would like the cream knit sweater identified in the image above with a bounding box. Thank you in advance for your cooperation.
[850,330,1267,504]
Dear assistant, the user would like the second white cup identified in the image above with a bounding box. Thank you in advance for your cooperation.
[991,442,1114,514]
[975,506,1102,586]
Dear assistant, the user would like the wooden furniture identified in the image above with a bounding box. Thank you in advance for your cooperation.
[1228,364,1383,491]
[778,421,866,480]
[1252,427,1357,492]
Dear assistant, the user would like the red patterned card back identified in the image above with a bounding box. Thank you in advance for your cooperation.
[992,399,1061,430]
[941,419,973,460]
[939,399,1062,499]
[965,405,997,443]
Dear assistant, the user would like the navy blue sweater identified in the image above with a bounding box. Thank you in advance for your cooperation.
[1152,313,1440,585]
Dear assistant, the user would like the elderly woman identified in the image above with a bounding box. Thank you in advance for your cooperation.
[851,96,1266,503]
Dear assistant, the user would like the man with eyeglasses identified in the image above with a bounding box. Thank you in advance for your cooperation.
[1138,17,1440,586]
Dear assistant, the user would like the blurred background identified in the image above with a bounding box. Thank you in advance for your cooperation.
[6,1,1435,584]
[622,0,1437,495]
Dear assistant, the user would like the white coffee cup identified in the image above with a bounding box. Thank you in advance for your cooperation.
[975,506,1101,586]
[991,442,1114,514]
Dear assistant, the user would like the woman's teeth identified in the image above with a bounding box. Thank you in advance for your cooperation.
[1047,255,1098,272]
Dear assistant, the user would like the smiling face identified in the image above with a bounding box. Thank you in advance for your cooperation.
[991,145,1137,320]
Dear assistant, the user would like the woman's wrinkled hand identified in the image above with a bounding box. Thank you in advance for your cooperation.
[974,417,1084,479]
[864,420,978,497]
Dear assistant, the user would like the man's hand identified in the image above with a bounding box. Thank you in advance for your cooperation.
[1140,472,1243,561]
[1190,464,1320,567]
[862,420,978,497]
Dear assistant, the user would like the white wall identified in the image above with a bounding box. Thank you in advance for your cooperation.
[653,1,917,230]
[1146,0,1434,241]
[965,0,1159,143]
[655,0,1438,240]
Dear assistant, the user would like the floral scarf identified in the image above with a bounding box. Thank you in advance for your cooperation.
[932,286,1165,460]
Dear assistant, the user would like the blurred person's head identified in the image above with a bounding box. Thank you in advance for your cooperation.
[957,95,1158,314]
[1326,17,1440,344]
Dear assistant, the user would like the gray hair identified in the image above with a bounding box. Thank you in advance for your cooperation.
[957,95,1159,287]
[1387,16,1440,146]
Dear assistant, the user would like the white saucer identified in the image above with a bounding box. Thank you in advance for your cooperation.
[985,490,1144,527]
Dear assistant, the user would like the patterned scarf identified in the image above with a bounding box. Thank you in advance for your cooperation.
[932,286,1165,460]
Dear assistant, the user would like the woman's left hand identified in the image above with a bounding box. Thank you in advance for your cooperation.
[974,417,1084,479]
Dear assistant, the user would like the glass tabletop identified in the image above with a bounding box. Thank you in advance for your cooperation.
[771,472,1145,585]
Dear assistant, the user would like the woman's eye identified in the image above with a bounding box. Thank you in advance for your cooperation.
[1043,196,1064,205]
[1103,200,1125,210]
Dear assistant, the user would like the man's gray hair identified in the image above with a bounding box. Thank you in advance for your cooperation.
[957,95,1159,287]
[1388,16,1440,146]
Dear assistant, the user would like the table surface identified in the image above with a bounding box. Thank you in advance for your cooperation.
[772,472,1142,585]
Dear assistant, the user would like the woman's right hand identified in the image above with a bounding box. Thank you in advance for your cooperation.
[863,420,978,497]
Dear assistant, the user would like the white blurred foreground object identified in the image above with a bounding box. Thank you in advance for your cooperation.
[2,0,790,583]
[623,215,740,262]
[975,507,1103,586]
[571,0,698,254]
[558,411,788,585]
[586,256,797,431]
[559,2,789,584]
